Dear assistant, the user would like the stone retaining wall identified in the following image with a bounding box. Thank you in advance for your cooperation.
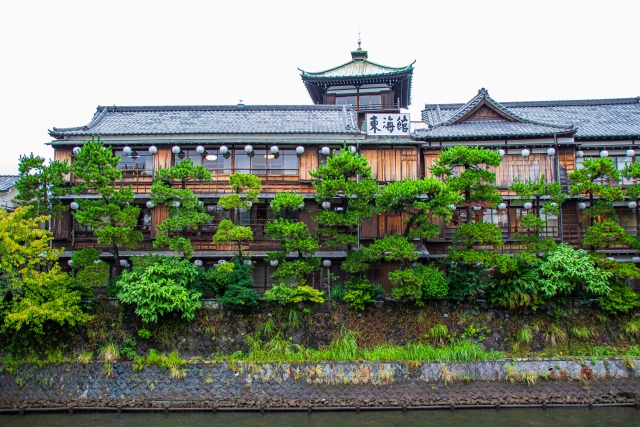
[1,359,639,409]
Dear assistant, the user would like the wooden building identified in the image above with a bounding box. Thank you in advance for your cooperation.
[47,46,640,292]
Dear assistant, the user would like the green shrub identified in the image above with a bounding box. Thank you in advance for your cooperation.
[598,282,640,315]
[487,257,541,310]
[330,285,345,301]
[343,277,376,310]
[137,328,152,340]
[116,255,202,323]
[264,284,324,305]
[199,257,260,306]
[71,248,109,295]
[120,338,138,361]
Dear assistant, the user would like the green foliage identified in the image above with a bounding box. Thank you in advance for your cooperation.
[311,143,378,249]
[445,257,490,304]
[116,255,202,323]
[137,328,152,340]
[509,176,566,217]
[376,177,462,238]
[569,157,624,204]
[268,259,320,287]
[229,173,262,199]
[151,159,212,258]
[71,248,109,292]
[270,192,304,214]
[598,283,640,315]
[330,285,345,301]
[366,235,419,264]
[14,153,71,220]
[487,256,541,310]
[512,213,557,255]
[430,146,503,220]
[264,284,325,305]
[201,257,259,306]
[538,244,611,298]
[390,264,448,303]
[0,207,92,335]
[452,222,504,249]
[71,137,142,266]
[343,277,377,310]
[120,338,138,361]
[212,219,253,256]
[582,220,633,249]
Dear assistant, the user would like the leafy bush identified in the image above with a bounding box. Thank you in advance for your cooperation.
[264,284,325,305]
[120,338,138,361]
[210,258,260,307]
[538,244,611,298]
[445,259,490,304]
[71,248,109,296]
[419,264,448,299]
[343,277,376,310]
[598,283,640,315]
[270,192,304,214]
[137,328,152,340]
[330,285,345,301]
[452,222,504,249]
[116,255,202,323]
[487,257,541,310]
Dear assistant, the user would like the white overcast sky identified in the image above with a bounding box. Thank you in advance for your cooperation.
[1,0,639,173]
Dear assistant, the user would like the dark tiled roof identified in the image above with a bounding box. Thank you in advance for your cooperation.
[0,175,19,192]
[417,121,575,138]
[420,92,640,139]
[49,105,361,138]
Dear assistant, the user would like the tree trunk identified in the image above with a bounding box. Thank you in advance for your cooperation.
[465,190,472,224]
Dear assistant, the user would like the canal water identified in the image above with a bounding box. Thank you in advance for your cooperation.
[2,408,640,427]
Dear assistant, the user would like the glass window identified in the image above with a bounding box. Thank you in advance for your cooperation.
[138,208,152,230]
[204,149,232,174]
[482,209,508,228]
[336,96,357,106]
[359,95,381,109]
[233,148,299,175]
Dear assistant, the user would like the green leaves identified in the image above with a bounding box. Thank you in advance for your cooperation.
[452,222,504,249]
[538,244,612,298]
[116,255,202,323]
[270,192,304,215]
[583,220,634,249]
[264,284,324,305]
[15,153,71,219]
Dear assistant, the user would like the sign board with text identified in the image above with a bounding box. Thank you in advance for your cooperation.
[365,113,410,136]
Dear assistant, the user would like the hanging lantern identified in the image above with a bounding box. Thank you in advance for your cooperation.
[296,146,305,155]
[244,144,253,154]
[196,145,205,154]
[245,200,253,209]
[194,259,203,267]
[148,145,158,154]
[146,201,155,209]
[549,202,557,207]
[73,146,81,155]
[219,145,229,155]
[578,202,587,210]
[629,201,638,209]
[119,259,128,267]
[627,149,636,157]
[473,206,482,211]
[321,146,331,155]
[244,259,252,266]
[123,146,132,156]
[606,257,615,261]
[297,203,305,210]
[218,260,227,265]
[322,259,332,268]
[498,202,507,210]
[524,202,533,210]
[70,201,79,210]
[172,146,181,154]
[270,146,279,154]
[521,149,530,157]
[270,259,279,267]
[449,204,457,210]
[67,259,74,267]
[497,149,506,157]
[349,146,357,154]
[632,256,640,263]
[322,201,331,209]
[600,150,609,158]
[172,201,181,208]
[576,150,584,158]
[547,147,556,156]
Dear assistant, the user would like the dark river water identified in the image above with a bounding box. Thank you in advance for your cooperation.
[2,408,640,427]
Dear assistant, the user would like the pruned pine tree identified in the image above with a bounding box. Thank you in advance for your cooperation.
[71,137,142,274]
[151,159,212,258]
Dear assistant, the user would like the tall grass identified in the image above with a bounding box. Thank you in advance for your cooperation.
[237,328,503,363]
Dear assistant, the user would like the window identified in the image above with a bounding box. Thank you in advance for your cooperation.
[483,209,508,228]
[233,149,299,175]
[116,150,153,175]
[336,95,382,109]
[138,208,152,231]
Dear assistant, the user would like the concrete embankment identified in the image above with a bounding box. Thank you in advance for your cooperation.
[1,359,639,412]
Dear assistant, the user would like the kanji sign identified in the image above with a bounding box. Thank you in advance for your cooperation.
[366,113,410,136]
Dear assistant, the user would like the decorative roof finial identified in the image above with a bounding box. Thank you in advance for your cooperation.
[358,23,361,50]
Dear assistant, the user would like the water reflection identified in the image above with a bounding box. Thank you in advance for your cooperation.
[2,408,640,427]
